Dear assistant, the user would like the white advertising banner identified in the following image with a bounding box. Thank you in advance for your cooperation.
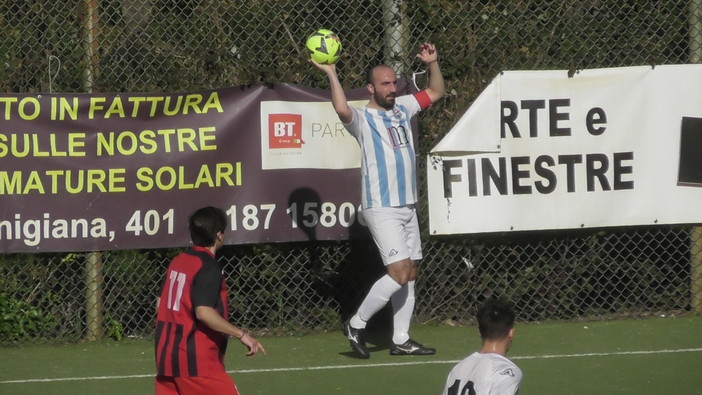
[428,65,702,235]
[260,100,367,170]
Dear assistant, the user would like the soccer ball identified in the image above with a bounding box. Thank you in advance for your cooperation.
[305,29,342,64]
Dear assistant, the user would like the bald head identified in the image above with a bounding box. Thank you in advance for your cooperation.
[366,65,396,84]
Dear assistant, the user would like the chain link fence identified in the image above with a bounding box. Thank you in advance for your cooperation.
[2,0,702,344]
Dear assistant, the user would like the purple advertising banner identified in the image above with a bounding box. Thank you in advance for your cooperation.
[0,81,415,252]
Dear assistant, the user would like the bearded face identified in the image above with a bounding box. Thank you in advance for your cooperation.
[373,87,396,109]
[367,66,398,110]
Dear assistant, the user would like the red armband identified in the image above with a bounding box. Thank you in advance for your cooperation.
[413,90,433,110]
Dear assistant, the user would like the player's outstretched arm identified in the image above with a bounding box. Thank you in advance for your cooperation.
[416,43,445,104]
[309,60,353,123]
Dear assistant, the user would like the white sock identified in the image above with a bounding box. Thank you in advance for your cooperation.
[350,274,402,329]
[391,280,415,345]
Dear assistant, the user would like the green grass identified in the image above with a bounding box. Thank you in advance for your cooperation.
[1,315,701,394]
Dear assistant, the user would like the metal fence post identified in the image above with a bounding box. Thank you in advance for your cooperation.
[85,251,105,341]
[82,1,105,340]
[382,0,409,75]
[81,0,99,93]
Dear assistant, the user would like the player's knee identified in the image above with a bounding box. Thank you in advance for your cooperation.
[389,273,410,285]
[392,273,411,285]
[387,260,412,284]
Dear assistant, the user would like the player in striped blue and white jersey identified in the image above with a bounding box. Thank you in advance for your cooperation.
[347,94,421,209]
[312,43,445,358]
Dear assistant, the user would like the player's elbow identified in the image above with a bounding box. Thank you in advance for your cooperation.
[336,107,353,124]
[427,87,446,103]
[194,306,215,321]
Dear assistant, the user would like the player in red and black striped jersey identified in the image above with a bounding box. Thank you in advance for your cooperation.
[155,206,265,395]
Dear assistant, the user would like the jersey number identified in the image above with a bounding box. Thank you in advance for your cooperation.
[447,379,476,395]
[166,270,187,311]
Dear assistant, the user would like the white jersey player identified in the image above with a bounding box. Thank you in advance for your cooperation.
[311,43,445,359]
[442,352,522,395]
[345,94,422,209]
[311,43,446,358]
[441,298,523,394]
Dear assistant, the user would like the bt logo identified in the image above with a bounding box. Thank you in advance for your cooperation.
[269,114,302,149]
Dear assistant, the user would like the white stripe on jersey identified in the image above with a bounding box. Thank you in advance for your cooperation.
[345,94,421,208]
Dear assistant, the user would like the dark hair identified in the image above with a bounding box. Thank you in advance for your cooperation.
[188,206,227,247]
[476,297,515,340]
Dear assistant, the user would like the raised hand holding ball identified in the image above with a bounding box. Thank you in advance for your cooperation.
[305,29,342,64]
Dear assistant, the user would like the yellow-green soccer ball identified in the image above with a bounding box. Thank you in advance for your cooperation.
[305,29,342,64]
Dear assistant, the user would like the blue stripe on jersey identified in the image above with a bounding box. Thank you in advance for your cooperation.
[356,128,373,208]
[362,156,373,208]
[399,104,417,200]
[381,108,407,206]
[409,147,416,200]
[364,110,391,207]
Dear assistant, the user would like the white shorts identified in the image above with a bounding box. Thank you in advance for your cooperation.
[362,205,422,266]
